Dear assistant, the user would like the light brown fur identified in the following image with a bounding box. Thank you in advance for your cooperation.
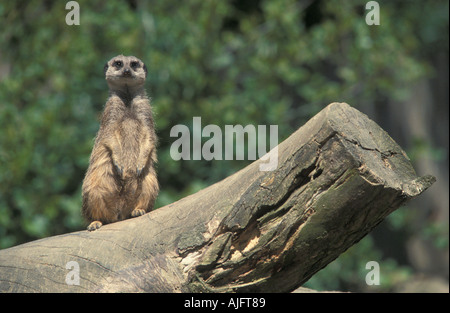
[82,55,159,231]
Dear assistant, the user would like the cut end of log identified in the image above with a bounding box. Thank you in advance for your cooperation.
[402,174,436,198]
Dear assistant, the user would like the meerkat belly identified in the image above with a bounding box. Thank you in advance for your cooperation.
[118,116,142,175]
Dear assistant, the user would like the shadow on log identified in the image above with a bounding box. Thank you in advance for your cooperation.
[0,102,435,292]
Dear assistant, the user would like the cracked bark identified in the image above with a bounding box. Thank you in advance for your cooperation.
[0,102,435,293]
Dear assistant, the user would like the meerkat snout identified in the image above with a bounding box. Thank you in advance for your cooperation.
[123,68,132,77]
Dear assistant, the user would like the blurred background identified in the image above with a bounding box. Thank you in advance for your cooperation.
[0,0,448,292]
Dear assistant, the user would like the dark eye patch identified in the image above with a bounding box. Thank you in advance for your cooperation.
[130,61,139,69]
[113,60,123,68]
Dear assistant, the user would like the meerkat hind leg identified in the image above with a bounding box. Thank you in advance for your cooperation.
[87,220,103,231]
[131,208,146,217]
[131,169,159,218]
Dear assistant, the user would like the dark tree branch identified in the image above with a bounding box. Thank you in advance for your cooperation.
[0,102,435,292]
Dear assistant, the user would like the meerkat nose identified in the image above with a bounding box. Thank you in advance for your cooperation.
[123,68,131,76]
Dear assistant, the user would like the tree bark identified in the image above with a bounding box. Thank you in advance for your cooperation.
[0,102,435,293]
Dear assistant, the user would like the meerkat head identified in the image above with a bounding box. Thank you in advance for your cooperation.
[104,55,148,92]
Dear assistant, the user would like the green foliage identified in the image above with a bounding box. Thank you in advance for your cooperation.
[0,0,446,291]
[304,235,413,292]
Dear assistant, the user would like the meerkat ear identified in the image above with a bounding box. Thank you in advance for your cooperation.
[103,63,109,75]
[143,63,148,78]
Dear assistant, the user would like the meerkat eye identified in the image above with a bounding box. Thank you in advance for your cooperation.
[113,60,123,68]
[130,61,139,69]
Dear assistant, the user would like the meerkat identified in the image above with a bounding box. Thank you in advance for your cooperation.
[81,55,159,231]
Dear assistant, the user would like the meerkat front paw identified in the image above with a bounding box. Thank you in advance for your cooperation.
[131,208,146,217]
[113,160,124,178]
[87,221,103,231]
[136,165,145,177]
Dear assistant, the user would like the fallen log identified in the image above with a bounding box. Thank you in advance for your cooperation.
[0,102,435,292]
